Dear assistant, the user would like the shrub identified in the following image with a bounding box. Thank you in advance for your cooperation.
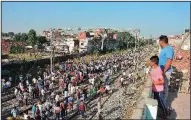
[10,46,24,54]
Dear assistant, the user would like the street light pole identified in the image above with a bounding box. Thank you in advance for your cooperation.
[50,29,54,74]
[136,30,140,73]
[52,46,55,72]
[50,48,53,74]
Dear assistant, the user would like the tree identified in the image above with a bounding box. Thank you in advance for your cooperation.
[10,46,24,54]
[2,32,5,36]
[27,29,37,46]
[117,31,136,49]
[37,36,48,49]
[124,32,132,48]
[2,32,8,37]
[13,33,21,41]
[37,36,47,45]
[20,33,28,42]
[8,32,14,37]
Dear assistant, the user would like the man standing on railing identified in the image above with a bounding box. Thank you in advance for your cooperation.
[158,35,174,102]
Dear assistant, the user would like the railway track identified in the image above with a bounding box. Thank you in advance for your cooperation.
[69,46,156,120]
[2,45,156,119]
[25,73,122,120]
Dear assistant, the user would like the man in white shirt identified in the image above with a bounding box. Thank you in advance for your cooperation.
[49,82,54,93]
[105,85,111,94]
[71,86,76,95]
[32,78,37,84]
[128,73,132,79]
[19,82,24,92]
[19,82,22,88]
[123,71,126,76]
[68,83,72,94]
[14,88,18,96]
[28,85,33,96]
[23,112,28,119]
[43,72,47,79]
[91,77,95,86]
[120,77,124,87]
[41,88,45,100]
[2,78,5,92]
[26,79,29,86]
[55,94,60,103]
[64,89,68,98]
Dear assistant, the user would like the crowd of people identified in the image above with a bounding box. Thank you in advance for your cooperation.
[9,47,148,120]
[1,41,168,120]
[2,34,182,120]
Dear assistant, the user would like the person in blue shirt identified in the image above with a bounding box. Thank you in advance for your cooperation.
[158,35,174,102]
[32,104,37,118]
[11,107,19,118]
[19,74,23,83]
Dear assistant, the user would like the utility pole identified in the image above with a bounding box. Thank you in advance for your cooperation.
[52,46,55,72]
[50,29,55,74]
[130,29,140,82]
[136,30,140,73]
[50,43,53,74]
[132,29,140,65]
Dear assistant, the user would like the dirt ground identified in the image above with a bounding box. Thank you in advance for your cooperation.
[167,92,190,119]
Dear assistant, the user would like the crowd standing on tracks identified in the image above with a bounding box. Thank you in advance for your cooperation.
[2,43,162,120]
[5,47,142,120]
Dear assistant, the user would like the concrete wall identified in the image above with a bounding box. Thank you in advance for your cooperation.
[2,53,86,78]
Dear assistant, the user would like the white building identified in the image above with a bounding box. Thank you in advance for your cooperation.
[79,38,94,53]
[65,38,75,53]
[181,32,190,51]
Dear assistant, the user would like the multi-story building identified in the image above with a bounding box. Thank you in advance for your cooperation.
[1,39,26,55]
[41,29,62,39]
[42,30,52,38]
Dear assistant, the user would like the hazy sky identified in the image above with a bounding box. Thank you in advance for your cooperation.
[2,2,190,37]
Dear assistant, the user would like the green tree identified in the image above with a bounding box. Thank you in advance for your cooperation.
[10,46,24,54]
[10,46,17,53]
[20,33,28,42]
[117,31,135,49]
[13,33,21,41]
[37,36,48,49]
[8,32,14,37]
[2,32,5,36]
[27,29,37,46]
[2,32,8,37]
[37,36,47,45]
